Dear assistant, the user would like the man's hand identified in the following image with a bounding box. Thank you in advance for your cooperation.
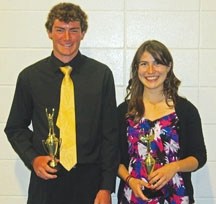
[32,155,58,180]
[94,189,111,204]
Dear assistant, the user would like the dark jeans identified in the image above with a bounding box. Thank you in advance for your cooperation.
[28,164,101,204]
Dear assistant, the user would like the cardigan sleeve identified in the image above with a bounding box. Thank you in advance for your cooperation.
[117,101,129,167]
[176,97,207,170]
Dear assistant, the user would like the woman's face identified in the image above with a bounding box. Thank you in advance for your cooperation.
[137,51,170,92]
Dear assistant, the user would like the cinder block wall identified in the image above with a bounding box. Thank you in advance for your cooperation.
[0,1,215,203]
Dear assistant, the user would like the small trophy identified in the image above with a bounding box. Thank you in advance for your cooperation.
[139,129,163,198]
[139,129,155,175]
[42,108,61,168]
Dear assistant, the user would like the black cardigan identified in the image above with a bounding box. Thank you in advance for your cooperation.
[117,96,207,204]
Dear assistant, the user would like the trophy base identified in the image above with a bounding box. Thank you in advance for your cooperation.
[142,188,163,199]
[48,161,61,171]
[49,160,57,168]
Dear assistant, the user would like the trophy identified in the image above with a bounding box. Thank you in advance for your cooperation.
[42,108,61,168]
[139,129,163,198]
[139,129,155,175]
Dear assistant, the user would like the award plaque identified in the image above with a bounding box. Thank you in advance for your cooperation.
[42,108,61,168]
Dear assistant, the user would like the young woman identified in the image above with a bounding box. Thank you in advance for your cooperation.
[117,40,207,204]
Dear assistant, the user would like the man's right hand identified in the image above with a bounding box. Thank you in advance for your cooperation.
[32,156,58,180]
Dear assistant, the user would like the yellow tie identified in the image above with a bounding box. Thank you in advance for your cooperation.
[56,66,77,171]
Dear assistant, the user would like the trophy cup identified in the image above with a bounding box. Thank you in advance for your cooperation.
[139,129,155,175]
[42,108,61,168]
[139,129,163,198]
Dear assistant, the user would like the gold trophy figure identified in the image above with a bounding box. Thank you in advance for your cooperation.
[139,129,156,175]
[42,108,61,168]
[139,129,163,198]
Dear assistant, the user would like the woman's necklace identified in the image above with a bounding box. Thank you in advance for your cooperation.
[143,96,174,121]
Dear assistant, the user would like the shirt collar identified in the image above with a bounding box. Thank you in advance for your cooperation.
[50,51,83,73]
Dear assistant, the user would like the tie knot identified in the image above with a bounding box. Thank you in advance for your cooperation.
[60,66,72,75]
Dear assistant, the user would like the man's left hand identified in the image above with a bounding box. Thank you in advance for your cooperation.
[94,189,111,204]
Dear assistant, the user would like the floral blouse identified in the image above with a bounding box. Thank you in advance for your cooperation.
[121,112,189,204]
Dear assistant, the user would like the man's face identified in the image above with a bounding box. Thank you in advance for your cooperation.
[48,19,85,63]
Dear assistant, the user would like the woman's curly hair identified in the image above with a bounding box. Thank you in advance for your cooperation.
[126,40,181,122]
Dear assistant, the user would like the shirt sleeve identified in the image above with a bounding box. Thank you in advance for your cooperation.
[4,72,39,169]
[99,68,120,192]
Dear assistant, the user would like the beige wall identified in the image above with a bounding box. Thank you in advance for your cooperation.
[0,0,216,203]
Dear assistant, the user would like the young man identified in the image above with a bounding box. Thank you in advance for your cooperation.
[5,3,119,204]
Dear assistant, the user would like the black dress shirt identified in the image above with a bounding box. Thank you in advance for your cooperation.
[5,51,119,193]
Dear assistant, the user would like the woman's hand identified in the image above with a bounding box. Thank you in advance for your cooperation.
[128,177,151,201]
[148,162,179,191]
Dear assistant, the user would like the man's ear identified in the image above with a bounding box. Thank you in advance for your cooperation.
[81,31,86,40]
[47,31,52,39]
